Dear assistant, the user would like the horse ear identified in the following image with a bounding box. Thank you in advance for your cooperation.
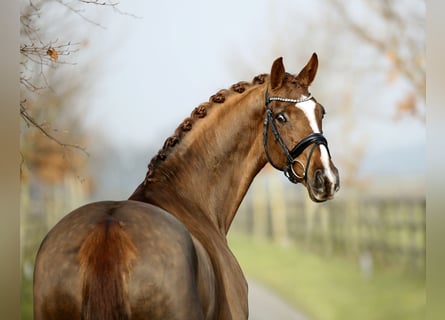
[296,52,318,86]
[270,57,285,90]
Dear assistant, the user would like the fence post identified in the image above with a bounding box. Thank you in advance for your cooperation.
[268,174,289,245]
[304,196,317,250]
[252,174,268,239]
[345,191,360,257]
[319,205,332,256]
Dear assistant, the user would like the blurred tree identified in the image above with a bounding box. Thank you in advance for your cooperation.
[324,0,425,191]
[329,0,425,122]
[20,0,127,182]
[19,2,129,316]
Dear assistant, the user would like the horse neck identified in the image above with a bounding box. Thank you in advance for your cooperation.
[130,84,268,235]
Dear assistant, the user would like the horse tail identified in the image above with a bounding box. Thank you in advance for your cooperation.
[78,217,137,320]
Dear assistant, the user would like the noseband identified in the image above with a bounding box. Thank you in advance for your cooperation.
[263,89,331,184]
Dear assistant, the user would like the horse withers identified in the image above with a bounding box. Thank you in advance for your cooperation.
[33,53,339,320]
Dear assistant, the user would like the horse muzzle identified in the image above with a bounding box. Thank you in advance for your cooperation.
[305,164,340,202]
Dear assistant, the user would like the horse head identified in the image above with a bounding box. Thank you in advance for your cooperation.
[264,53,340,202]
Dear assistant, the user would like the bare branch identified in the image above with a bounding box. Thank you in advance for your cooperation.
[78,0,119,6]
[20,74,46,92]
[20,100,89,156]
[19,0,136,169]
[77,0,141,19]
[21,41,79,67]
[55,0,108,29]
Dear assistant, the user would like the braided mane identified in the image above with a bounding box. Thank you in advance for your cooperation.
[143,74,269,184]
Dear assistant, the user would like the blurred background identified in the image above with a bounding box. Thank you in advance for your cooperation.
[19,0,424,319]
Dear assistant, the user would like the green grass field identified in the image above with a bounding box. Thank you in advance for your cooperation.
[228,233,425,320]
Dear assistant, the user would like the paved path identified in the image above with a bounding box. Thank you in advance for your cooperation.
[248,278,308,320]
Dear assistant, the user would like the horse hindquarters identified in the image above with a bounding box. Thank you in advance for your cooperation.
[33,203,138,320]
[33,201,208,320]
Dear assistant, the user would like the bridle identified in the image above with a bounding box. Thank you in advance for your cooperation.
[263,89,331,184]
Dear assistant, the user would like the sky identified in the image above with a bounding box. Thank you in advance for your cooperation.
[84,0,285,147]
[67,0,425,192]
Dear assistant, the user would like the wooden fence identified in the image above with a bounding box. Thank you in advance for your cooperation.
[231,172,425,273]
[21,171,425,275]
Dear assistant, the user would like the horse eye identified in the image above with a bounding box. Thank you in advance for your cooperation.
[276,113,287,123]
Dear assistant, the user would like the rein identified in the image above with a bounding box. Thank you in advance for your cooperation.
[263,89,330,184]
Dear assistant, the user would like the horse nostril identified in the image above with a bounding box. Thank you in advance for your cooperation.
[315,169,324,187]
[334,182,340,193]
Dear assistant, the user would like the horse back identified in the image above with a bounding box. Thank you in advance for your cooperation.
[33,200,208,320]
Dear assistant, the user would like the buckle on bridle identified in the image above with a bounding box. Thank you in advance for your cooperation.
[286,159,305,180]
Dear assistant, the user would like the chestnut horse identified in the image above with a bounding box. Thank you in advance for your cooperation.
[33,53,339,319]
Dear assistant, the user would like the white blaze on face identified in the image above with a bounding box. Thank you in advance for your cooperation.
[296,97,337,189]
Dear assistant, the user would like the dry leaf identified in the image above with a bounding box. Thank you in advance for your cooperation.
[393,93,417,121]
[47,48,58,61]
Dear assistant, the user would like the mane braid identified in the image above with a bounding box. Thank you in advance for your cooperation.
[143,73,269,185]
